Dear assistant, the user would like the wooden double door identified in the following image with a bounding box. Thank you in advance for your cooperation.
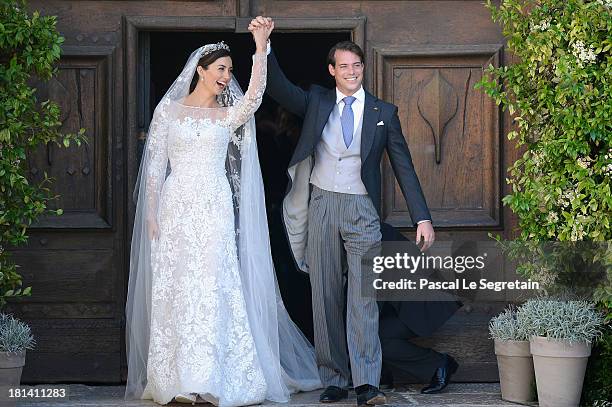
[14,0,512,383]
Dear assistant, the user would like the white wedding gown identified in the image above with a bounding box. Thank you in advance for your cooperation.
[141,53,270,406]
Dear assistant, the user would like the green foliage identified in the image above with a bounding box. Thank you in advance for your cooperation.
[0,0,84,307]
[476,2,611,400]
[518,298,603,344]
[476,0,612,243]
[493,239,611,300]
[0,312,35,353]
[489,305,531,341]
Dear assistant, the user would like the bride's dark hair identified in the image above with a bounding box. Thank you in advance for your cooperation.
[189,48,232,92]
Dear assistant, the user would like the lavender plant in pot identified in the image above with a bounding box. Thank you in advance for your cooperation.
[519,299,603,407]
[0,313,35,400]
[489,306,535,403]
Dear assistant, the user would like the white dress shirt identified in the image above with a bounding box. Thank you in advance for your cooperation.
[336,86,365,134]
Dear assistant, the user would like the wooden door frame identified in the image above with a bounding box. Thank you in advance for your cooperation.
[124,15,365,233]
[124,16,237,232]
[121,14,365,380]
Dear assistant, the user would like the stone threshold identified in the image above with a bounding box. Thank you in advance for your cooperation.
[11,383,539,407]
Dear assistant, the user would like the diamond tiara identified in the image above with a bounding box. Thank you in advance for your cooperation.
[200,41,230,57]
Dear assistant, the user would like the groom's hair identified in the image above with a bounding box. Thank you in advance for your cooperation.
[327,41,365,67]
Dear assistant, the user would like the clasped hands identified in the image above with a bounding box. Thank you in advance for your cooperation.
[248,16,274,53]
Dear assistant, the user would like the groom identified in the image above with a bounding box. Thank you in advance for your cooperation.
[249,17,435,406]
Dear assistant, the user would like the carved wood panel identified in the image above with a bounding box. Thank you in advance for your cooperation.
[374,45,503,229]
[27,46,115,229]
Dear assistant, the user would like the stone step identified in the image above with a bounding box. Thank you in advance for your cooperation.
[12,383,536,407]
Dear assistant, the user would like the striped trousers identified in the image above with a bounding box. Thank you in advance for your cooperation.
[306,185,382,388]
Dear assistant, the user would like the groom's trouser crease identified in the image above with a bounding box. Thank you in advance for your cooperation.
[306,186,382,389]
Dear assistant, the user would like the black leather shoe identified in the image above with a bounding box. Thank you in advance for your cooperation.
[420,354,459,394]
[319,386,349,403]
[355,384,387,406]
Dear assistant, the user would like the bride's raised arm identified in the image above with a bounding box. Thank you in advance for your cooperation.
[227,17,274,131]
[227,52,267,131]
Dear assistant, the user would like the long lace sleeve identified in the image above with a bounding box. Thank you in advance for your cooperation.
[144,102,170,223]
[227,52,267,131]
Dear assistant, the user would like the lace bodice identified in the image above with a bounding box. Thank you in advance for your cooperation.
[143,52,267,220]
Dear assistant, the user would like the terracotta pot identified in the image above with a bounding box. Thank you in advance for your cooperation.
[494,339,535,403]
[0,351,26,407]
[530,336,591,407]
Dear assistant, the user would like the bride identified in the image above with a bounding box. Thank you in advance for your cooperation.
[125,19,321,406]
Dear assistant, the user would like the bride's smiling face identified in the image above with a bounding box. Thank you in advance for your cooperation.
[197,56,233,96]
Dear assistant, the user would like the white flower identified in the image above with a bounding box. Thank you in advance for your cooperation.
[531,18,551,32]
[557,189,578,208]
[595,0,612,8]
[531,150,545,166]
[571,40,598,66]
[570,215,587,241]
[602,149,612,176]
[577,157,591,169]
[546,212,559,223]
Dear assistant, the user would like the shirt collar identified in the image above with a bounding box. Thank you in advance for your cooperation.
[336,86,365,105]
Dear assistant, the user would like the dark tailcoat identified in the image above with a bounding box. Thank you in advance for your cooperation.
[266,49,431,272]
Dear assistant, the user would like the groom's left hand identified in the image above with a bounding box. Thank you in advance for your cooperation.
[416,221,435,252]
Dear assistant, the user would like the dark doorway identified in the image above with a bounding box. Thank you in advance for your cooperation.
[147,31,349,342]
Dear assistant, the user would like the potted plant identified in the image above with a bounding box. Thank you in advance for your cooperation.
[518,298,603,407]
[489,306,535,403]
[0,313,35,381]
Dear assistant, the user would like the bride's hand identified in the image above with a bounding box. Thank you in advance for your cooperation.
[248,16,274,53]
[147,217,159,240]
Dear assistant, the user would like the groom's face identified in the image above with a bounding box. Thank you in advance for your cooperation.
[328,50,364,96]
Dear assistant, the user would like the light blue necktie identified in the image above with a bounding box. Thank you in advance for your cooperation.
[341,96,356,148]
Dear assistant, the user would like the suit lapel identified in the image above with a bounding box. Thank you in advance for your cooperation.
[292,88,380,166]
[315,88,336,140]
[361,91,381,162]
[289,88,335,168]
